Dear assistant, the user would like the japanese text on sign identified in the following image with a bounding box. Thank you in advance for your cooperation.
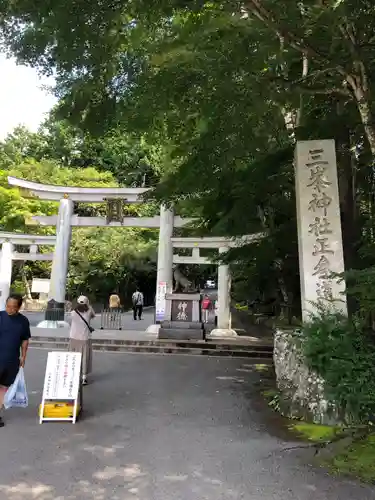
[306,148,334,302]
[42,352,82,400]
[177,301,188,321]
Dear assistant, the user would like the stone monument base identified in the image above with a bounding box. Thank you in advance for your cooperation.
[158,293,204,340]
[159,321,204,340]
[274,328,337,424]
[37,320,70,329]
[146,324,160,336]
[207,328,237,338]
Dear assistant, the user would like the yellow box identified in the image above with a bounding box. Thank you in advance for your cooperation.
[39,401,81,419]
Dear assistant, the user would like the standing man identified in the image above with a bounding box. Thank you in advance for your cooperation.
[132,288,144,320]
[0,294,31,427]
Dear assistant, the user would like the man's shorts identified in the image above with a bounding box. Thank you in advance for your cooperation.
[0,364,19,388]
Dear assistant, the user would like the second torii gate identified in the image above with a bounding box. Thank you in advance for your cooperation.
[171,236,261,334]
[0,232,56,310]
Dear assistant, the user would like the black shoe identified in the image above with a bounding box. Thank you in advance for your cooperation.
[0,417,4,428]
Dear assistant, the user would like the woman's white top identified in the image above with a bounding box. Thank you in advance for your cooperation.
[69,307,95,341]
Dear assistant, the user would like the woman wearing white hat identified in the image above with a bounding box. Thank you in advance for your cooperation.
[69,296,95,385]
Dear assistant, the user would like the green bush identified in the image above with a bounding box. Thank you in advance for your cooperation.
[302,313,375,425]
[10,280,26,295]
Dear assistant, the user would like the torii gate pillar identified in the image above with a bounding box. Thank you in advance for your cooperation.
[39,197,73,327]
[0,242,13,310]
[156,206,174,288]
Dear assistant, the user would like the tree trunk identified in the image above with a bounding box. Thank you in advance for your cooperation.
[336,120,359,269]
[352,86,375,158]
[335,115,360,315]
[21,267,32,299]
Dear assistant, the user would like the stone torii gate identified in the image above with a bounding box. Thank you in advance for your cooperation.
[171,236,261,333]
[0,232,56,310]
[7,176,258,334]
[7,177,197,324]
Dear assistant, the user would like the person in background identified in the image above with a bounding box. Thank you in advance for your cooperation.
[109,291,120,310]
[202,294,212,323]
[132,288,144,320]
[109,292,121,320]
[69,296,95,386]
[0,294,31,428]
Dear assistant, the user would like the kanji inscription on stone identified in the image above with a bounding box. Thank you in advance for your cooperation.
[316,280,334,301]
[308,192,332,216]
[306,165,332,193]
[308,217,332,237]
[105,198,124,224]
[171,300,193,322]
[312,238,334,257]
[295,139,347,319]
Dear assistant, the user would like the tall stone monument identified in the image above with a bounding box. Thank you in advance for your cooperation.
[295,139,347,321]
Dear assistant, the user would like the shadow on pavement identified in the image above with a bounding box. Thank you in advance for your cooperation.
[1,350,374,500]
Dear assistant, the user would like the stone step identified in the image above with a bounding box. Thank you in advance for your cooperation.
[161,321,203,330]
[158,328,204,340]
[29,339,273,359]
[30,336,273,352]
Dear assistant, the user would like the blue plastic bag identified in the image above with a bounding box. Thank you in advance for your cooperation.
[4,368,28,409]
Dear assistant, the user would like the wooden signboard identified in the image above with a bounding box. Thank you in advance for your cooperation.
[39,352,82,424]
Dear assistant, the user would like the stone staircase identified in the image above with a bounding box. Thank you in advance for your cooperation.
[29,335,273,360]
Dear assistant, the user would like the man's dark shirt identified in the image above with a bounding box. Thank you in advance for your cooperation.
[0,311,31,366]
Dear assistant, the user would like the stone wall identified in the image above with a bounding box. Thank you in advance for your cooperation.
[273,328,336,424]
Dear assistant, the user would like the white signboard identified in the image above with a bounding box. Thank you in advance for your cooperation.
[32,278,50,294]
[40,352,82,424]
[155,281,167,322]
[295,139,347,321]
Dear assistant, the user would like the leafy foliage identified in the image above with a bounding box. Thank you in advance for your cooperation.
[0,121,163,187]
[302,313,375,424]
[0,130,159,302]
[2,0,375,312]
[68,227,158,305]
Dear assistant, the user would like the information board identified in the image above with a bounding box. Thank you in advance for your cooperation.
[155,281,167,322]
[31,278,50,294]
[40,351,82,424]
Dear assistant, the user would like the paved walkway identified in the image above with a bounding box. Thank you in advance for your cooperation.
[29,308,273,345]
[29,309,158,342]
[1,350,374,499]
[24,308,155,330]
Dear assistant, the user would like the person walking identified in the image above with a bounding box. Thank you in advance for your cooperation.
[202,294,212,323]
[69,296,95,386]
[0,294,31,428]
[132,288,144,320]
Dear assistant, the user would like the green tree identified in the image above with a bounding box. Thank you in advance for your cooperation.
[68,227,158,305]
[2,0,375,310]
[0,153,159,300]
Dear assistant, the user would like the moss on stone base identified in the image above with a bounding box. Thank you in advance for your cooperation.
[326,434,375,483]
[290,422,375,483]
[291,422,337,442]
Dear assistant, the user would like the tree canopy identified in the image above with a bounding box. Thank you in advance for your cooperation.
[0,126,160,304]
[1,0,375,309]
